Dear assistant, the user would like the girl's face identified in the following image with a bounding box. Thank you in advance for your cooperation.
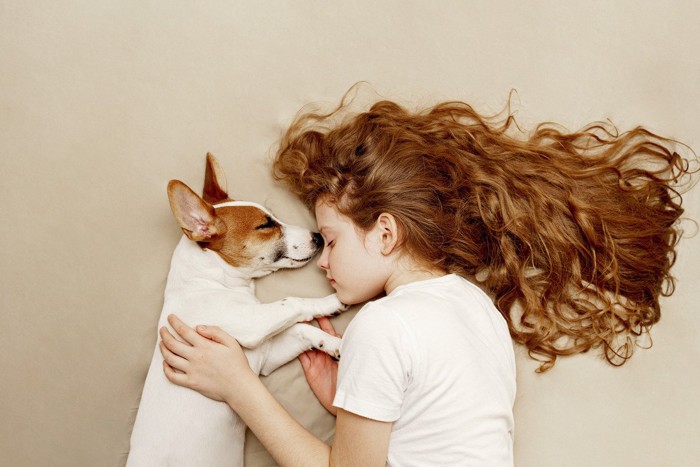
[314,201,392,305]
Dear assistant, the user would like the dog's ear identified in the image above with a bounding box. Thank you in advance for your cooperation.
[167,180,227,241]
[203,153,231,204]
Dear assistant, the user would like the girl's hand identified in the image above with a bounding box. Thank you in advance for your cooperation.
[159,314,256,407]
[298,317,341,416]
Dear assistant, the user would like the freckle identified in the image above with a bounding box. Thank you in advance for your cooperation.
[259,257,264,260]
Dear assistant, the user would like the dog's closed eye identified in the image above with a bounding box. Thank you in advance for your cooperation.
[255,216,279,230]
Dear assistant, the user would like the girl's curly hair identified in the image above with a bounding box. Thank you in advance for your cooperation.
[273,90,696,371]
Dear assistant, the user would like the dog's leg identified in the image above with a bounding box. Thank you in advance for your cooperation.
[259,323,342,376]
[228,294,347,348]
[275,294,348,322]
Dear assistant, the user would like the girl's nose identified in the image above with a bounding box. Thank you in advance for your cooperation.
[316,247,329,270]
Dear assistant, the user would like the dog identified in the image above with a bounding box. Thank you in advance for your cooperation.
[127,153,346,467]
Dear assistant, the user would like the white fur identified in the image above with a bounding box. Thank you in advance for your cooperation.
[127,228,345,466]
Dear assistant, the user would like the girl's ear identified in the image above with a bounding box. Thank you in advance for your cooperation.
[376,213,400,255]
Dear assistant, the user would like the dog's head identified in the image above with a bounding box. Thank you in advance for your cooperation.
[167,153,323,276]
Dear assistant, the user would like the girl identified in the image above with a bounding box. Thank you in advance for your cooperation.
[159,92,693,466]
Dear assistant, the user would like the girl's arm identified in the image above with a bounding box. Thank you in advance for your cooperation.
[160,314,392,467]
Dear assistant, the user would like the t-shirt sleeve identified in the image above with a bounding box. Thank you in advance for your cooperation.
[332,302,416,422]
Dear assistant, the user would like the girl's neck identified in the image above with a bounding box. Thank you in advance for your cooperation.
[384,261,447,295]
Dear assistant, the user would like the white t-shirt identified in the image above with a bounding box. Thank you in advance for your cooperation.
[333,274,516,467]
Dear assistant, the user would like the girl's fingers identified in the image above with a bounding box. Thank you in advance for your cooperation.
[159,326,194,359]
[316,317,340,338]
[159,341,189,372]
[196,325,237,347]
[167,314,208,346]
[162,359,188,386]
[299,350,311,370]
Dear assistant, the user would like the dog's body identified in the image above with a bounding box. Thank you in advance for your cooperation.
[127,155,345,467]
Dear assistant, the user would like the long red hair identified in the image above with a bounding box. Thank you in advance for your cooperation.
[273,90,696,371]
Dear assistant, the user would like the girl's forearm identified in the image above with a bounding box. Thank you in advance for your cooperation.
[226,373,331,467]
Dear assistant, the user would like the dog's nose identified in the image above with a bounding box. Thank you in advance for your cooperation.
[312,232,323,249]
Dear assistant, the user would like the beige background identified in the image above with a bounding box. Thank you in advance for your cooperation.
[2,1,699,466]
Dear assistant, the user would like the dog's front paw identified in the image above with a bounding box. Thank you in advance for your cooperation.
[313,335,342,360]
[316,294,349,318]
[330,303,350,316]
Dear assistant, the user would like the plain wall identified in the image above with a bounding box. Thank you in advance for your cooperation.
[1,1,699,466]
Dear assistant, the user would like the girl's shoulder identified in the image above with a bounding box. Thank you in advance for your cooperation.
[347,300,403,335]
[346,274,503,344]
[382,274,493,311]
[341,299,421,354]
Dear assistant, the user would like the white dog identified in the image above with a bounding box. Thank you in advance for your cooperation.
[127,154,346,467]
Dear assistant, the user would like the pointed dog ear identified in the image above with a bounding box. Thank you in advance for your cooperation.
[203,153,230,204]
[167,180,227,241]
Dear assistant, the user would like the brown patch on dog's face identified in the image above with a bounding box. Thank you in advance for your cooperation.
[169,154,320,273]
[203,205,284,268]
